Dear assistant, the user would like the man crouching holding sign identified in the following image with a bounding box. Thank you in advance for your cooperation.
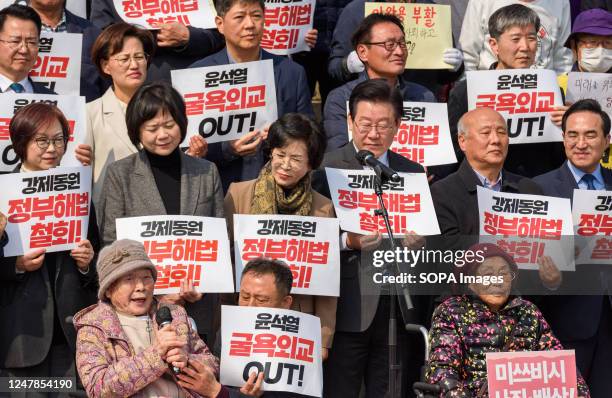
[176,258,322,397]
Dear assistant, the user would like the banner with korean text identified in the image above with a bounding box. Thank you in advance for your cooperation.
[0,94,87,172]
[29,32,82,96]
[113,0,216,29]
[467,69,564,144]
[262,0,315,55]
[477,186,574,270]
[116,215,234,295]
[487,350,578,398]
[0,0,85,16]
[220,305,323,397]
[0,166,91,257]
[325,168,440,236]
[566,72,612,119]
[233,214,340,296]
[573,189,612,265]
[172,60,278,144]
[364,2,452,69]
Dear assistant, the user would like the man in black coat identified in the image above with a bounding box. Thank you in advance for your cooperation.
[312,79,427,397]
[533,99,612,397]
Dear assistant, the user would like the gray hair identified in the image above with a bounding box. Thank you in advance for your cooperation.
[457,114,468,137]
[488,4,540,40]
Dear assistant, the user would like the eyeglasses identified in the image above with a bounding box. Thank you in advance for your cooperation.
[271,152,306,168]
[355,123,395,134]
[363,39,407,52]
[0,38,39,50]
[578,38,612,50]
[110,52,149,68]
[33,135,65,150]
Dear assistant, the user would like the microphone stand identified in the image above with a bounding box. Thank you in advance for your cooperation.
[371,165,415,398]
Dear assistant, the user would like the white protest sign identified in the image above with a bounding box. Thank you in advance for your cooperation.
[116,215,234,295]
[572,189,612,266]
[233,214,340,296]
[220,305,323,397]
[347,102,456,166]
[0,94,87,172]
[325,168,440,236]
[566,72,612,120]
[0,0,84,16]
[477,186,574,270]
[0,166,91,257]
[29,32,82,96]
[262,0,315,55]
[172,60,278,144]
[113,0,216,29]
[467,69,564,144]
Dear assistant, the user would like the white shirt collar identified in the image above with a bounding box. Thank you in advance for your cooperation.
[0,73,33,94]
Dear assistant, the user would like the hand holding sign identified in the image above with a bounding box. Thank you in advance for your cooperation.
[186,135,208,158]
[15,248,46,272]
[230,129,263,157]
[240,371,265,396]
[70,239,94,271]
[537,255,562,290]
[305,29,318,49]
[549,105,570,127]
[156,22,190,48]
[74,143,92,166]
[346,231,382,251]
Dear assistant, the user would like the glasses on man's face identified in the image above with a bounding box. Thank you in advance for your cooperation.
[34,135,65,150]
[0,37,39,50]
[111,52,149,68]
[355,123,394,134]
[364,39,407,52]
[271,151,305,169]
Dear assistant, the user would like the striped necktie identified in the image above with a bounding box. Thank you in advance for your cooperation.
[581,174,596,190]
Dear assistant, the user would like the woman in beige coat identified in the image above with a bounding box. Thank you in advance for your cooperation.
[224,113,337,359]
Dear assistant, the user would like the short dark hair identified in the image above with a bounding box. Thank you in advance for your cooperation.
[241,257,293,297]
[0,4,42,36]
[126,82,187,148]
[264,113,326,170]
[348,79,403,121]
[562,99,611,137]
[216,0,264,17]
[91,23,155,79]
[351,13,404,49]
[9,103,70,161]
[488,4,540,40]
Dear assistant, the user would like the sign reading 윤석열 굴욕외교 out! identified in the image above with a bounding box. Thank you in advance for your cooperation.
[113,0,217,29]
[233,214,340,296]
[477,186,575,271]
[364,2,452,69]
[572,189,612,265]
[172,60,278,145]
[325,168,440,236]
[0,166,92,257]
[262,0,316,55]
[0,94,87,173]
[115,215,235,295]
[221,305,323,397]
[467,69,565,145]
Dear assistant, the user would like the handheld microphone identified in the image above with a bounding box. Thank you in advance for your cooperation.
[155,306,180,375]
[355,150,401,183]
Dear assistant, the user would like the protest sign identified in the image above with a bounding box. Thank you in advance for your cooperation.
[0,166,91,257]
[113,0,216,29]
[467,69,564,144]
[0,94,87,172]
[115,215,234,295]
[172,60,278,144]
[487,350,578,398]
[573,189,612,265]
[262,0,315,55]
[566,72,612,119]
[29,32,82,96]
[233,214,340,296]
[364,2,452,69]
[221,305,323,397]
[0,0,85,17]
[477,186,574,270]
[325,168,440,236]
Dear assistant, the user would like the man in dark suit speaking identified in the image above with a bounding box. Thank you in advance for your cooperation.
[533,99,612,397]
[312,79,426,397]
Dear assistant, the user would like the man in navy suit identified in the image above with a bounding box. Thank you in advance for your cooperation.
[190,0,314,192]
[29,0,109,101]
[533,99,612,397]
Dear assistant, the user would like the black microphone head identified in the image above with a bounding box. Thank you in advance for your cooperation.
[156,306,172,326]
[356,149,374,164]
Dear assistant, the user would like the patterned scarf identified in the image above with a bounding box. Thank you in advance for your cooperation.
[251,161,313,216]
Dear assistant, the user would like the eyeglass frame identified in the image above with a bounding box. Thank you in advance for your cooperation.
[270,150,307,169]
[362,39,408,52]
[0,37,39,50]
[353,122,396,135]
[109,52,150,68]
[32,133,66,150]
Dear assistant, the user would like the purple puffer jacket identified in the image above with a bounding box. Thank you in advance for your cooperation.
[74,301,219,398]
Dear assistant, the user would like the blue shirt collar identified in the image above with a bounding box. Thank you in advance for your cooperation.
[472,167,503,191]
[566,160,605,188]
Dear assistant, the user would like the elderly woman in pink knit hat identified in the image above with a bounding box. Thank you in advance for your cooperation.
[74,239,219,398]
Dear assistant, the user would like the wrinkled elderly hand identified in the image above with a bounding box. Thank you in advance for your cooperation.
[177,358,223,397]
[154,324,186,359]
[156,22,190,48]
[166,346,189,371]
[538,255,562,290]
[346,231,382,251]
[305,29,318,48]
[402,231,425,250]
[186,135,208,158]
[16,248,46,272]
[240,371,265,397]
[70,239,94,271]
[75,144,92,166]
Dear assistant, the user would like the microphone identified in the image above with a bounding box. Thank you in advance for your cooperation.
[355,150,401,183]
[155,306,180,375]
